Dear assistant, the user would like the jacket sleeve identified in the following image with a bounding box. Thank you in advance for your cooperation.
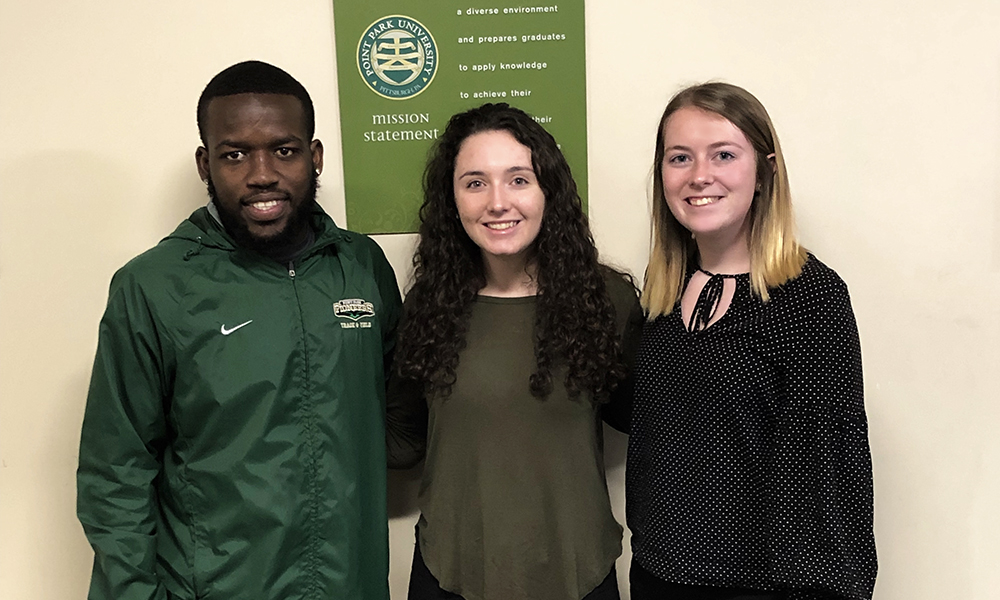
[767,276,878,600]
[601,269,644,434]
[368,239,402,382]
[77,270,171,600]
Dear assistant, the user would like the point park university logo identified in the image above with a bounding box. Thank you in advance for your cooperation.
[357,15,438,100]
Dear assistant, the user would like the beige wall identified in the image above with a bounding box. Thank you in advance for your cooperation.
[1,1,998,598]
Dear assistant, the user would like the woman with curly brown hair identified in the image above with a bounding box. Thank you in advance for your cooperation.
[387,103,642,600]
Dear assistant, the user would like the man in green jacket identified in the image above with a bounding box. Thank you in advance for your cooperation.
[77,61,401,599]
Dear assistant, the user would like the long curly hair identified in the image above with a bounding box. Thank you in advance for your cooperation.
[395,102,626,402]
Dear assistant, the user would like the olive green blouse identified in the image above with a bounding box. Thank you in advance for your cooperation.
[387,273,642,600]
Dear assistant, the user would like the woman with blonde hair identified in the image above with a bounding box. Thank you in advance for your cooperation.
[626,82,877,600]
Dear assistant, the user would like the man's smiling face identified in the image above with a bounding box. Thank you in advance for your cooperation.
[196,93,323,255]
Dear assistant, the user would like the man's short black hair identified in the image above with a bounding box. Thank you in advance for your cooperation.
[197,60,315,145]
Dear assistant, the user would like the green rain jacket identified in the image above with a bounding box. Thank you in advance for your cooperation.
[77,204,401,600]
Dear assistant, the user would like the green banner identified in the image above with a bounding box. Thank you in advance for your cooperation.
[332,1,587,234]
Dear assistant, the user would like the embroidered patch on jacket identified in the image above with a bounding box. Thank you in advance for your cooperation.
[333,298,376,328]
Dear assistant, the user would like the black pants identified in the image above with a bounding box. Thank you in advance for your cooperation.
[629,558,788,600]
[408,538,621,600]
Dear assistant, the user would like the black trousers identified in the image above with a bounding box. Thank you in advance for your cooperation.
[629,558,788,600]
[407,538,621,600]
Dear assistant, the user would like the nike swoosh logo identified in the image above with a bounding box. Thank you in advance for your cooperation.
[220,320,253,335]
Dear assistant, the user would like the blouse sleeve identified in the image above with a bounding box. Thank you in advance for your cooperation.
[766,271,877,600]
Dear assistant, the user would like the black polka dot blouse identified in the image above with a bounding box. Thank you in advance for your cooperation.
[627,255,877,600]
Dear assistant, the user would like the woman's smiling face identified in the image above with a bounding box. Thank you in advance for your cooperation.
[453,129,545,267]
[660,106,758,245]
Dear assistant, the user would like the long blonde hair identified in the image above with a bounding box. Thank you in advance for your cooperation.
[642,82,807,319]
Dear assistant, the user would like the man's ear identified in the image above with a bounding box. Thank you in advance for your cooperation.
[311,139,324,176]
[196,147,210,182]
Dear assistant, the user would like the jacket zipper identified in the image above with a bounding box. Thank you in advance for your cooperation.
[288,258,322,595]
